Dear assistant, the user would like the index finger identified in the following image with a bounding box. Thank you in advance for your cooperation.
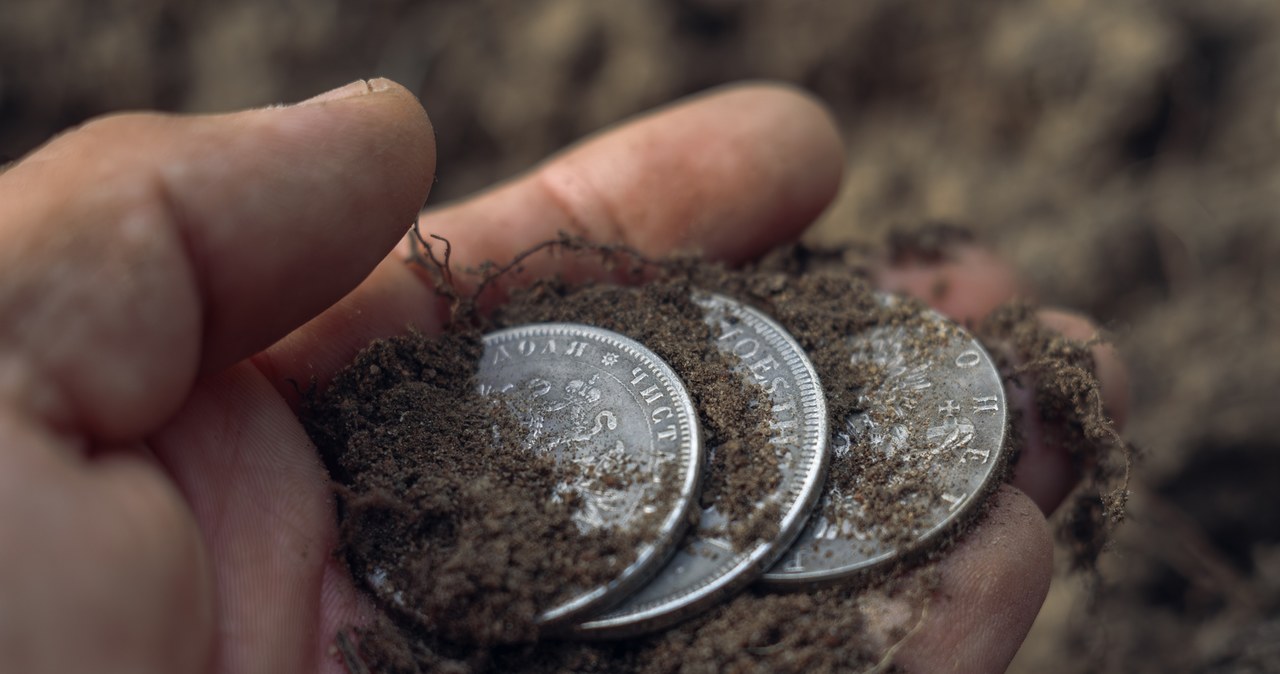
[259,83,845,396]
[407,82,845,294]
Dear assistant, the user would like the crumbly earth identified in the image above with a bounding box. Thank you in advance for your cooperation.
[306,331,670,648]
[9,1,1275,670]
[492,277,780,548]
[305,240,1123,673]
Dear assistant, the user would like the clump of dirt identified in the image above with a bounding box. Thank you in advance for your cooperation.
[357,532,940,674]
[977,302,1134,570]
[491,276,780,547]
[693,255,963,553]
[9,1,1276,669]
[310,236,1128,673]
[490,241,985,558]
[305,330,662,649]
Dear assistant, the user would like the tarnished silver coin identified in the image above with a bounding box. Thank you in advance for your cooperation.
[761,295,1008,588]
[477,324,704,628]
[575,293,830,637]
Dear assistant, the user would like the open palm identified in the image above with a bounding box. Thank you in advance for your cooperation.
[0,79,1124,674]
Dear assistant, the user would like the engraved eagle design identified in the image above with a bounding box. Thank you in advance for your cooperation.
[520,375,641,531]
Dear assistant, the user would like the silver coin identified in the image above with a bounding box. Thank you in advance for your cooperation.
[575,293,830,637]
[761,294,1008,588]
[476,323,704,628]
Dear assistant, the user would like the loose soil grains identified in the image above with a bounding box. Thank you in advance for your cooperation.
[303,238,1129,674]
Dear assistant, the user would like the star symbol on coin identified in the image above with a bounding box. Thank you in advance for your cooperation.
[601,352,619,366]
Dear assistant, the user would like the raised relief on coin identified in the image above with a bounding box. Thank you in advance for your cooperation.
[575,293,830,637]
[477,324,704,627]
[497,371,650,532]
[761,295,1008,588]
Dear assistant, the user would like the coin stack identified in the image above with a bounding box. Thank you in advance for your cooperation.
[477,292,1008,638]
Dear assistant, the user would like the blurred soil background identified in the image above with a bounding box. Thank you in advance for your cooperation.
[3,0,1278,671]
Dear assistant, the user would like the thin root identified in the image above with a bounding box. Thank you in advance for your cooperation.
[859,593,933,674]
[405,229,675,327]
[337,630,370,674]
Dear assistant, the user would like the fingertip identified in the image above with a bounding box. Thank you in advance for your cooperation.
[184,77,436,368]
[686,82,846,259]
[340,78,437,157]
[560,80,846,262]
[1009,307,1129,515]
[1036,309,1130,429]
[709,80,847,190]
[267,77,437,214]
[968,486,1054,599]
[874,244,1026,325]
[897,486,1052,673]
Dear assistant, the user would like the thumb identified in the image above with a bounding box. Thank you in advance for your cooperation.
[0,79,435,440]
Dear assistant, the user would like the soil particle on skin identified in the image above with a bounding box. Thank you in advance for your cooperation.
[307,238,1128,674]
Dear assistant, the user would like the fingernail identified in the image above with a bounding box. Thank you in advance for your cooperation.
[297,78,395,106]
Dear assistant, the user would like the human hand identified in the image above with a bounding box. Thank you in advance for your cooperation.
[0,78,1126,673]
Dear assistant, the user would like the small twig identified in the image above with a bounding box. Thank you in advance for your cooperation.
[746,640,788,656]
[859,593,933,674]
[1011,355,1134,519]
[336,630,370,674]
[406,229,675,327]
[284,378,306,398]
[1141,488,1258,612]
[404,219,432,269]
[426,233,455,289]
[405,224,463,317]
[468,233,668,305]
[469,235,571,303]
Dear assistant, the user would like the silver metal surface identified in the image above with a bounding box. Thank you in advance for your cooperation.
[575,293,830,637]
[476,323,704,628]
[761,295,1008,588]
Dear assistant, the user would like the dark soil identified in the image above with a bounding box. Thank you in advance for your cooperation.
[6,1,1277,671]
[492,276,780,549]
[305,329,674,649]
[305,240,1122,673]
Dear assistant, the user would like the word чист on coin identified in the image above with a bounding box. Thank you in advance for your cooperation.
[476,324,705,629]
